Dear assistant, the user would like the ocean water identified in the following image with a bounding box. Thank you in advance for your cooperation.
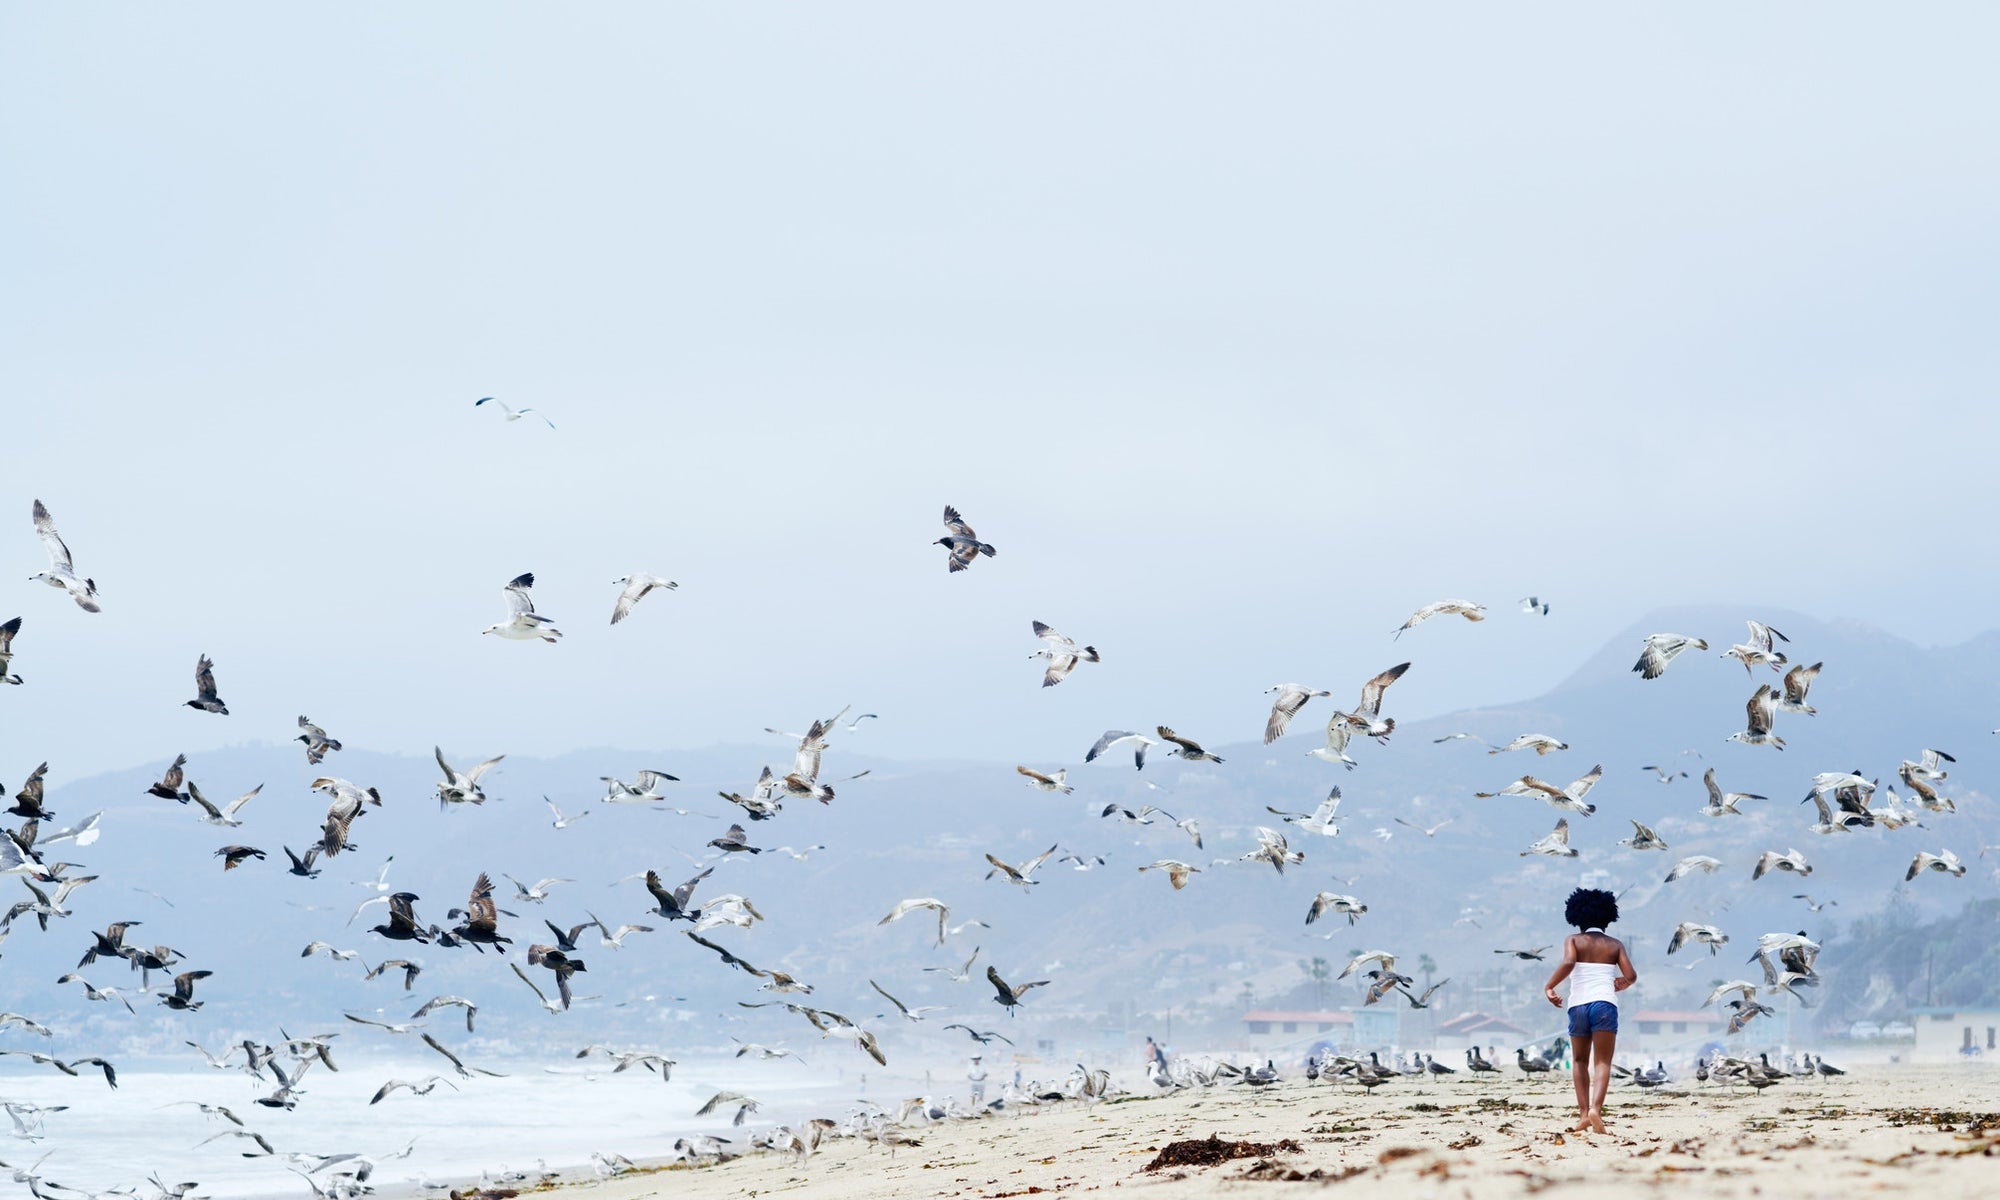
[0,1052,955,1197]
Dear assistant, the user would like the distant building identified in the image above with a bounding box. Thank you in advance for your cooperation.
[1627,1009,1727,1044]
[1433,1011,1533,1054]
[1238,1009,1354,1054]
[1908,1007,2000,1060]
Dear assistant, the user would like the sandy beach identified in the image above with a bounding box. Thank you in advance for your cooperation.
[549,1062,2000,1200]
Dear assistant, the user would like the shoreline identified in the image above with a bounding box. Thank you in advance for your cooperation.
[511,1061,1999,1200]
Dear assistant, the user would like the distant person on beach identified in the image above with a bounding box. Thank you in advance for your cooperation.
[1542,887,1636,1134]
[968,1054,987,1105]
[1145,1036,1167,1069]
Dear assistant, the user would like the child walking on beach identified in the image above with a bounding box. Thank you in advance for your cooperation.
[1542,888,1636,1133]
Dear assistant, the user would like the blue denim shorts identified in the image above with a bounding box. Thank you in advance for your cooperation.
[1568,1001,1618,1036]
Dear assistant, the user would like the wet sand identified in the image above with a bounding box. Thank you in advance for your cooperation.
[544,1063,2000,1199]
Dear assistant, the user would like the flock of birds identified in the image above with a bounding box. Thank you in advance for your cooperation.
[0,487,1988,1198]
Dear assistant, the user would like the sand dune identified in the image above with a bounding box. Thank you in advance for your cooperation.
[562,1063,1999,1199]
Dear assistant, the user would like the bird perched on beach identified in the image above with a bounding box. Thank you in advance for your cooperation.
[1156,727,1224,763]
[1632,633,1707,679]
[1264,684,1332,744]
[1668,923,1729,956]
[1395,599,1484,638]
[1907,849,1966,881]
[1029,622,1098,687]
[1723,620,1789,674]
[1752,848,1812,880]
[985,966,1048,1014]
[935,506,995,573]
[608,573,677,625]
[1521,819,1578,857]
[185,656,228,715]
[1726,685,1785,750]
[1138,860,1200,890]
[28,501,100,613]
[1015,766,1072,794]
[296,717,342,765]
[475,396,554,427]
[482,573,561,642]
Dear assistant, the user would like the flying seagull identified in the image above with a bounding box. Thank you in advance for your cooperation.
[28,501,100,612]
[1155,727,1223,763]
[1488,734,1568,756]
[475,397,554,428]
[1906,849,1966,881]
[985,966,1048,1014]
[296,716,342,765]
[935,506,996,573]
[1084,731,1157,771]
[0,617,22,685]
[185,782,260,827]
[1725,685,1785,750]
[1774,662,1821,716]
[1520,818,1578,858]
[1668,923,1728,956]
[1015,766,1072,794]
[1029,622,1098,687]
[1264,684,1333,744]
[1305,892,1367,926]
[1698,768,1764,816]
[610,574,678,625]
[878,898,951,947]
[1751,848,1812,880]
[1326,662,1411,743]
[435,747,504,809]
[185,656,228,715]
[1618,819,1668,852]
[1632,633,1706,680]
[1723,620,1790,675]
[482,573,562,642]
[1518,596,1550,616]
[1664,855,1723,883]
[1138,860,1200,890]
[1395,599,1485,638]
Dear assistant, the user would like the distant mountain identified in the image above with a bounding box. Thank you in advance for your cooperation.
[10,606,1996,1066]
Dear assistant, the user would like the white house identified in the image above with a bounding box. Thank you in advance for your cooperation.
[1908,1007,2000,1061]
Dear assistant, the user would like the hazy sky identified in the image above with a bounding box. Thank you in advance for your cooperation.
[4,5,1997,775]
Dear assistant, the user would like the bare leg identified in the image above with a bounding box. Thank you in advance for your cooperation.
[1587,1030,1617,1131]
[1569,1035,1591,1130]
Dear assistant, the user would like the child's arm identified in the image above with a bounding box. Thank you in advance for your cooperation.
[1613,941,1637,992]
[1542,936,1576,1007]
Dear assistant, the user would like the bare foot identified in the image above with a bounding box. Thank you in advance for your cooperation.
[1587,1112,1610,1134]
[1570,1116,1590,1132]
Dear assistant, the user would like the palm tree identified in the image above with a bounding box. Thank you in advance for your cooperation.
[1299,956,1332,1008]
[1418,953,1437,991]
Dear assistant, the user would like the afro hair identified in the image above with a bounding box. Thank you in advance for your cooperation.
[1564,887,1619,930]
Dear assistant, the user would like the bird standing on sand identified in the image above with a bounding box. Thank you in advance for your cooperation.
[482,573,562,643]
[28,501,100,613]
[609,574,677,625]
[935,506,996,573]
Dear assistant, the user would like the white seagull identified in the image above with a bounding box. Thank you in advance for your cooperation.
[1395,599,1485,638]
[1698,768,1764,816]
[475,397,554,428]
[1520,818,1578,858]
[1488,734,1568,756]
[28,501,100,613]
[1029,622,1099,688]
[1632,633,1707,680]
[435,747,504,808]
[1725,685,1785,750]
[609,574,678,625]
[1264,684,1333,744]
[1723,620,1789,675]
[482,573,562,642]
[1084,731,1158,771]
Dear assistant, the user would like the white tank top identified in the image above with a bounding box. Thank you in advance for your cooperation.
[1568,961,1620,1008]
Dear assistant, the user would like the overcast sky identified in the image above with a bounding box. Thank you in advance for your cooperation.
[4,4,1997,777]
